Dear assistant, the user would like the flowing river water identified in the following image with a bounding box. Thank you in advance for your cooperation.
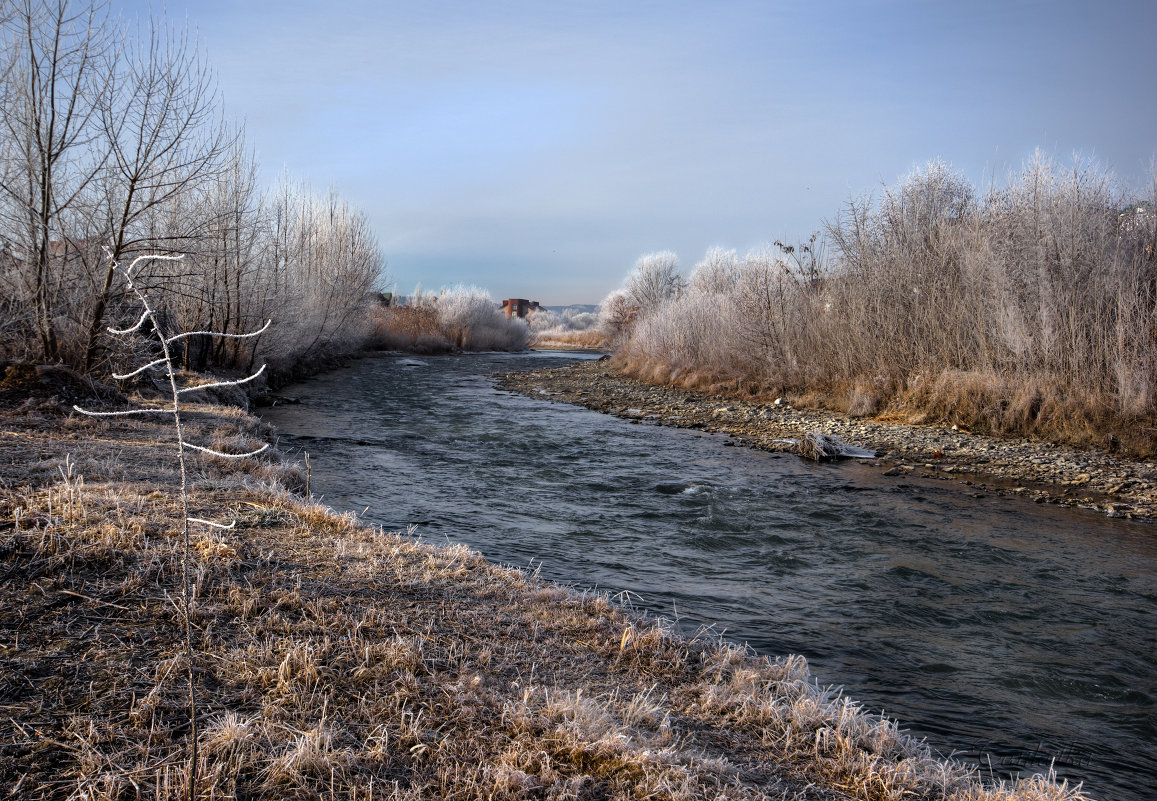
[261,351,1157,801]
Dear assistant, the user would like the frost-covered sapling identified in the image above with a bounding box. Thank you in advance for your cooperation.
[73,252,270,801]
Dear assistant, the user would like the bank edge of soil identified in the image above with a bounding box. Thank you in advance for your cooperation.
[496,359,1157,522]
[0,392,1090,800]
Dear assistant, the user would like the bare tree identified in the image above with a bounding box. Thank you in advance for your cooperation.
[250,178,383,375]
[82,12,231,371]
[0,1,385,382]
[0,0,113,362]
[197,136,265,370]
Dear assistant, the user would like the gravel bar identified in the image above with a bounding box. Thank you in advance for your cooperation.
[497,359,1157,522]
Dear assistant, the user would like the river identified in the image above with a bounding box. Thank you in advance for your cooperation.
[260,351,1157,801]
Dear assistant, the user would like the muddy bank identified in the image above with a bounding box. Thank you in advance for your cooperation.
[497,359,1157,521]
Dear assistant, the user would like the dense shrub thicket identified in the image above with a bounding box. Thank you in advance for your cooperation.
[368,286,529,353]
[0,1,384,382]
[608,154,1157,453]
[528,306,599,336]
[527,305,604,349]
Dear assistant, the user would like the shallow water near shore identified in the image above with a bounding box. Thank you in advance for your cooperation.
[262,351,1157,801]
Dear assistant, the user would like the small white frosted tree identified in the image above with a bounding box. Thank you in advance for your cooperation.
[625,250,684,318]
[73,252,270,801]
[597,289,638,344]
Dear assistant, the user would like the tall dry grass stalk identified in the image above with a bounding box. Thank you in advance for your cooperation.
[609,153,1157,454]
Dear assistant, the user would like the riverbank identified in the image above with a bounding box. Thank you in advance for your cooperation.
[497,359,1157,521]
[0,391,1090,799]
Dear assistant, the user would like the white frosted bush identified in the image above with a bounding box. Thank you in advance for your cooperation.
[436,286,528,351]
[625,251,685,317]
[561,309,598,330]
[627,289,740,379]
[621,247,814,385]
[529,307,601,343]
[689,247,740,295]
[597,289,638,344]
[528,308,562,333]
[613,151,1157,442]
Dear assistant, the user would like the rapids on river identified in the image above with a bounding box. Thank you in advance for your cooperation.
[261,351,1157,801]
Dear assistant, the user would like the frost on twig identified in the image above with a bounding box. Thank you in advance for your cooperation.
[112,357,170,380]
[166,318,270,344]
[184,440,269,459]
[177,363,266,395]
[187,517,236,529]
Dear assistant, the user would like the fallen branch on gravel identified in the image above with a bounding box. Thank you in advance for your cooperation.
[778,431,878,461]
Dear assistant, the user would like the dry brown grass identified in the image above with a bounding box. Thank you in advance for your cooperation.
[367,294,529,354]
[614,351,1157,458]
[0,402,1094,800]
[366,305,453,354]
[893,370,1154,454]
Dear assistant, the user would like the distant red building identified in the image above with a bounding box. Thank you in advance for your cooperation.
[500,298,540,318]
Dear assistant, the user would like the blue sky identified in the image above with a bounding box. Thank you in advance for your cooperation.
[120,1,1156,304]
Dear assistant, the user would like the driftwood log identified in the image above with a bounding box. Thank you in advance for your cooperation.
[780,430,878,462]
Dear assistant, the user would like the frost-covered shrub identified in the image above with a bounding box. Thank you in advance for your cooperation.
[528,308,562,333]
[596,290,639,345]
[528,307,600,334]
[528,305,604,347]
[561,308,599,330]
[595,251,688,346]
[688,247,741,295]
[618,246,820,388]
[625,251,685,317]
[366,286,530,352]
[366,305,452,353]
[436,286,528,351]
[610,151,1157,452]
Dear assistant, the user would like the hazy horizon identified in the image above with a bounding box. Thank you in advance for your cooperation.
[118,0,1157,305]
